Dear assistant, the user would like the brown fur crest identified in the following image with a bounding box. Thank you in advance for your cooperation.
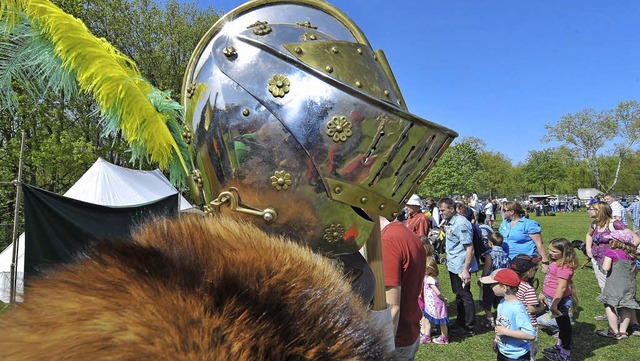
[0,216,390,360]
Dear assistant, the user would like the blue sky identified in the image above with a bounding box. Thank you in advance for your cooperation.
[200,0,640,164]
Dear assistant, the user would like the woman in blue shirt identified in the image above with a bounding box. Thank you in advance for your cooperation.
[499,201,550,273]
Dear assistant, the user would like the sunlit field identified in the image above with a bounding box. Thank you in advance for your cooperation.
[416,211,640,360]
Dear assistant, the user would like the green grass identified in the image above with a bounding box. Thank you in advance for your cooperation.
[416,211,640,360]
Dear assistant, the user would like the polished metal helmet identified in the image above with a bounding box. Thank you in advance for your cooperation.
[182,0,457,256]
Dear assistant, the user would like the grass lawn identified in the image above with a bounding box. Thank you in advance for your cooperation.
[416,211,640,360]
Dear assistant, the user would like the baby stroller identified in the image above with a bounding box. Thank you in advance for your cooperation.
[427,227,447,264]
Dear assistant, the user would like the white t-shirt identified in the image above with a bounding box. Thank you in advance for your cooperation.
[610,201,625,219]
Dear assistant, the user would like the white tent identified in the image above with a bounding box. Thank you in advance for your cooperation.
[0,158,196,302]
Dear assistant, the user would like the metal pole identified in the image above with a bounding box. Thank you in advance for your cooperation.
[9,131,25,304]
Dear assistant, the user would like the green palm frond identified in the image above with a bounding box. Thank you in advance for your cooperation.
[0,0,192,184]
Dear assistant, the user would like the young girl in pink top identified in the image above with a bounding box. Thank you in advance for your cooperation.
[540,238,578,361]
[420,253,449,344]
[595,230,640,339]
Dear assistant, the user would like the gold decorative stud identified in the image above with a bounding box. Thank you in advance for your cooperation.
[181,126,192,145]
[355,81,362,88]
[357,48,363,55]
[242,108,250,117]
[334,187,343,194]
[303,32,318,41]
[323,224,345,243]
[296,20,317,29]
[379,204,386,210]
[294,47,303,54]
[270,170,292,190]
[223,46,237,58]
[331,46,339,54]
[248,20,272,35]
[326,116,353,142]
[192,170,203,188]
[325,65,333,73]
[268,74,290,98]
[360,197,368,204]
[186,83,197,99]
[384,90,390,97]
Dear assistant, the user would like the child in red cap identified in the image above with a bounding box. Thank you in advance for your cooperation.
[481,269,535,361]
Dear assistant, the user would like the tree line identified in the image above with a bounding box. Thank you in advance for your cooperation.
[418,99,640,200]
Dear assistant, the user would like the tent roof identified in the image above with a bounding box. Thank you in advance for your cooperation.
[63,158,194,211]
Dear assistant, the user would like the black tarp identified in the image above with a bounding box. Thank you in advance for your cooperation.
[23,184,178,275]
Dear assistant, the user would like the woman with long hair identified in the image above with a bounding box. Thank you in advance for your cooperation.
[499,201,550,273]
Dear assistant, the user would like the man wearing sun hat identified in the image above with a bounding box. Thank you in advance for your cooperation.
[405,194,430,238]
[481,268,536,361]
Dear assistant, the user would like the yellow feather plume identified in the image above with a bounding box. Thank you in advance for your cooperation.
[1,0,190,176]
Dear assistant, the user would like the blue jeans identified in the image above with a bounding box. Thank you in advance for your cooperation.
[541,294,573,350]
[537,295,574,331]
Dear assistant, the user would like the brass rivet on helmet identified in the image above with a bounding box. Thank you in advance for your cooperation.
[223,46,237,58]
[356,48,363,55]
[384,90,390,97]
[323,224,345,243]
[331,46,339,54]
[270,170,292,190]
[294,47,303,54]
[248,20,272,36]
[325,65,333,73]
[303,33,318,41]
[242,108,250,117]
[360,197,368,204]
[268,74,290,98]
[392,212,398,218]
[192,170,203,188]
[379,204,386,210]
[326,116,353,142]
[355,81,362,88]
[185,83,197,99]
[334,187,342,194]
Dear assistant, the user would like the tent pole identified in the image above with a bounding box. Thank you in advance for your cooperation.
[9,131,25,304]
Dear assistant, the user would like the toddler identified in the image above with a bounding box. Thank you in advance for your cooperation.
[480,232,510,327]
[420,253,449,344]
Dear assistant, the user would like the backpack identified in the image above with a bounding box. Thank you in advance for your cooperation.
[471,223,486,262]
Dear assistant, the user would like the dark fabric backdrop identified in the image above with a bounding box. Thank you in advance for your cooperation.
[23,184,178,275]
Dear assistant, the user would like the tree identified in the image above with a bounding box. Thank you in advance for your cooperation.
[521,149,565,194]
[418,140,480,198]
[476,151,514,199]
[544,101,640,193]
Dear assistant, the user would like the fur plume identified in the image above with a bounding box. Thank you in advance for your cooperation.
[0,216,391,360]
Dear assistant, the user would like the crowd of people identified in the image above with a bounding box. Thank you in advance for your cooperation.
[383,193,640,361]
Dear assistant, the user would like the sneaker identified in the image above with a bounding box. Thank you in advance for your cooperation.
[450,326,475,337]
[542,345,560,355]
[432,335,449,344]
[544,352,571,361]
[593,315,608,321]
[419,334,432,344]
[595,328,618,339]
